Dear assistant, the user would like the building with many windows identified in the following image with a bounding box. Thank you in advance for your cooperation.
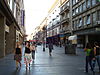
[0,0,25,57]
[71,0,100,48]
[33,0,100,53]
[59,0,71,46]
[46,0,60,46]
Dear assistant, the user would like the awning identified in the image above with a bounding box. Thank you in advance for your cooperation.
[68,35,77,40]
[29,40,38,42]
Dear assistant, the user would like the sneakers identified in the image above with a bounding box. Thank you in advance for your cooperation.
[29,63,30,67]
[16,67,18,70]
[49,53,52,56]
[84,71,88,73]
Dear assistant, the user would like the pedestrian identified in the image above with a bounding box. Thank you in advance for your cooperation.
[30,43,36,62]
[48,43,53,56]
[14,42,22,69]
[84,42,94,73]
[24,41,32,69]
[34,42,37,52]
[93,42,100,73]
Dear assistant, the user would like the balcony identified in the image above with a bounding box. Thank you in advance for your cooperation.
[59,26,70,34]
[61,17,69,24]
[60,5,69,15]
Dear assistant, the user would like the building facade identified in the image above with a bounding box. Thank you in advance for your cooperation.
[33,0,100,52]
[59,0,71,46]
[71,0,100,48]
[0,0,25,57]
[46,0,60,46]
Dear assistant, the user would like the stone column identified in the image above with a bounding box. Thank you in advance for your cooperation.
[0,17,6,57]
[6,23,16,54]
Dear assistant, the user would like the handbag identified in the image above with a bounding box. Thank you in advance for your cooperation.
[14,54,22,61]
[14,54,16,60]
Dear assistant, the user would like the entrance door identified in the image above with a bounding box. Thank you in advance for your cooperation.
[89,34,100,47]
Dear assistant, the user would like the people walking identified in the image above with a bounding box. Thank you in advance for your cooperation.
[24,41,32,69]
[93,42,100,73]
[14,42,22,70]
[48,43,53,56]
[84,42,94,73]
[30,43,36,62]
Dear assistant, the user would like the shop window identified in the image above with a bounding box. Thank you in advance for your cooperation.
[92,12,97,25]
[87,0,91,8]
[86,14,91,25]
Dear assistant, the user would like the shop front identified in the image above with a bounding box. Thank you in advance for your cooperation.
[73,27,100,48]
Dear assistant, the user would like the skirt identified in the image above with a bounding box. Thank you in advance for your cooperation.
[24,53,32,64]
[14,54,22,62]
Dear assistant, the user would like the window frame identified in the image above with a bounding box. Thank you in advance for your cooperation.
[92,12,97,25]
[86,14,91,25]
[78,18,82,27]
[92,0,96,6]
[83,16,86,26]
[75,7,79,14]
[83,2,86,11]
[86,0,91,8]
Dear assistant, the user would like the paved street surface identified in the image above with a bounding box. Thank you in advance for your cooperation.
[0,45,100,75]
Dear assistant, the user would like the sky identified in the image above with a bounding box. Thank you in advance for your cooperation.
[24,0,55,35]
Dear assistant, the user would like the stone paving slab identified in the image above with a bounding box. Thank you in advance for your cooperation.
[0,45,100,75]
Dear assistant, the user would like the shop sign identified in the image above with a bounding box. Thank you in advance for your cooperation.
[5,25,9,33]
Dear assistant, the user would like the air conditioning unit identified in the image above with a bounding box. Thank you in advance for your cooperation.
[97,21,100,25]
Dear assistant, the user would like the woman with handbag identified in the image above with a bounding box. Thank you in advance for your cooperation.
[14,42,22,69]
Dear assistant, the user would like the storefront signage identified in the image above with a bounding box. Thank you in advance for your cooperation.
[5,25,9,33]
